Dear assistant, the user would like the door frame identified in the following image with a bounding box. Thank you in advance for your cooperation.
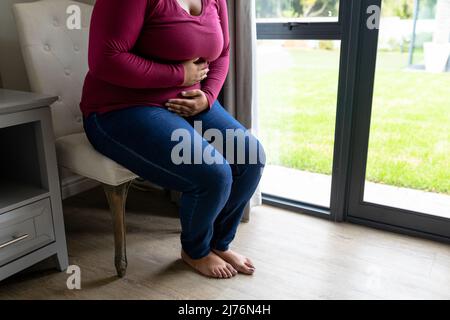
[256,0,360,222]
[256,0,450,244]
[345,0,450,242]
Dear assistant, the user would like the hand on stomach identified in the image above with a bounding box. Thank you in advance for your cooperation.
[163,58,210,117]
[181,57,210,87]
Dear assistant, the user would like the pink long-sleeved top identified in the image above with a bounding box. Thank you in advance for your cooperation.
[80,0,230,117]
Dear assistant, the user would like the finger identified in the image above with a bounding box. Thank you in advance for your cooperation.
[166,103,191,112]
[181,89,203,98]
[201,68,210,76]
[196,62,209,70]
[193,69,209,83]
[167,99,195,107]
[166,103,191,114]
[166,104,194,118]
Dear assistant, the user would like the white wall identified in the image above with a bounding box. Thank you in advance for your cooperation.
[0,0,36,90]
[0,0,94,90]
[0,0,97,198]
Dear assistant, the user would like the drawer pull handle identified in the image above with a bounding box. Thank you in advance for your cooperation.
[0,234,29,249]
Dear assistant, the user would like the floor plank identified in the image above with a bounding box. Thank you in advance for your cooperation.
[0,186,449,299]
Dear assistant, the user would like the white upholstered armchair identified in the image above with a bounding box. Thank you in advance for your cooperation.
[13,0,138,277]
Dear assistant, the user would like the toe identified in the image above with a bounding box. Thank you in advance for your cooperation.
[244,258,255,269]
[225,266,234,278]
[237,264,254,275]
[221,267,231,278]
[226,264,238,276]
[210,268,219,278]
[217,267,226,278]
[222,268,230,278]
[246,266,255,274]
[214,267,223,278]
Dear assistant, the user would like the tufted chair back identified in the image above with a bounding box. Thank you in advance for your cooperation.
[13,0,138,279]
[13,0,92,139]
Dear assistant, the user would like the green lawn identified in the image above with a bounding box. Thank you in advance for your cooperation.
[258,46,450,194]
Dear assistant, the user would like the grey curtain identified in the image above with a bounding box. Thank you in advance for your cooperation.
[223,0,261,221]
[171,0,261,221]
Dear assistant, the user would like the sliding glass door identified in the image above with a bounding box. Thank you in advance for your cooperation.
[255,0,450,241]
[347,0,450,240]
[255,0,349,215]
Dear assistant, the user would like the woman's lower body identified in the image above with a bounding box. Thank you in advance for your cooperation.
[83,100,265,278]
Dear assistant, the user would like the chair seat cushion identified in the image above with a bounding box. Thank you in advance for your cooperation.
[55,133,137,186]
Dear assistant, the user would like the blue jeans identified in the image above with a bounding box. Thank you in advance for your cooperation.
[83,100,265,259]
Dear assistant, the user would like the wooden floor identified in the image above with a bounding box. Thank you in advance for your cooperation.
[0,186,449,299]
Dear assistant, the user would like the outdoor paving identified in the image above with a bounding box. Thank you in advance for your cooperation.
[261,165,450,219]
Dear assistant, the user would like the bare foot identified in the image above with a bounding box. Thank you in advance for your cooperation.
[212,249,255,275]
[181,250,238,279]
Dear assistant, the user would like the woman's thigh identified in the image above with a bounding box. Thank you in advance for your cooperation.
[187,100,265,166]
[83,105,229,192]
[187,100,246,133]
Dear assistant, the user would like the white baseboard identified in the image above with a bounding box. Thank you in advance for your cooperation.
[60,174,100,200]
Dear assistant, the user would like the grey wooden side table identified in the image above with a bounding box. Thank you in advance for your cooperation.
[0,89,68,281]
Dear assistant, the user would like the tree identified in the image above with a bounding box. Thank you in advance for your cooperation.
[255,0,436,20]
[256,0,291,18]
[255,0,338,18]
[382,0,414,18]
[291,0,339,18]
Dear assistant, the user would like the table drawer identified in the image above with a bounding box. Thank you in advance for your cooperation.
[0,198,55,267]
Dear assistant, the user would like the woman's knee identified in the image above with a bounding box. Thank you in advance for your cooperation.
[240,137,266,182]
[256,139,266,168]
[193,162,233,196]
[209,163,233,192]
[246,135,266,168]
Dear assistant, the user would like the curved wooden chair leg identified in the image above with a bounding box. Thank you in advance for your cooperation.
[103,181,132,278]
